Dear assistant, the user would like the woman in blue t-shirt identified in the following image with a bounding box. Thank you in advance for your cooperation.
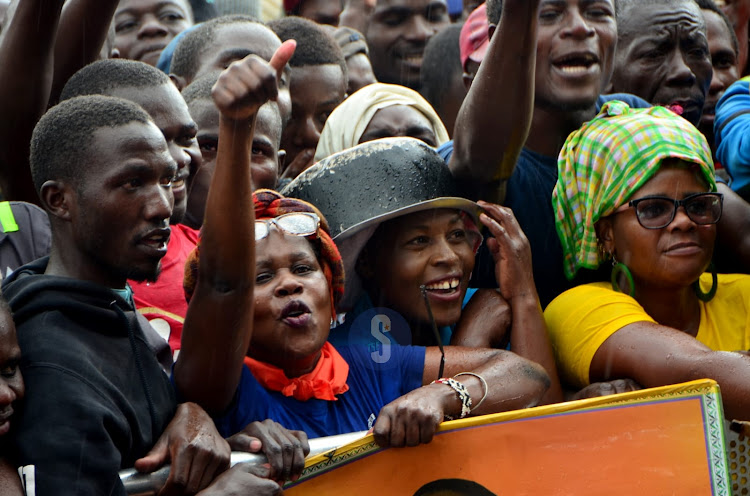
[177,189,550,445]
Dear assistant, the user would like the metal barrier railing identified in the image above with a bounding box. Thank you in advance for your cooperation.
[121,430,367,495]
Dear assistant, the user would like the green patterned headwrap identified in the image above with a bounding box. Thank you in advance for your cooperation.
[553,101,716,281]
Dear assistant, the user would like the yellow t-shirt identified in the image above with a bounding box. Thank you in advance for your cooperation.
[544,273,750,389]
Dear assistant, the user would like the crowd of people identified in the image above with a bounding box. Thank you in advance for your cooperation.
[0,0,749,494]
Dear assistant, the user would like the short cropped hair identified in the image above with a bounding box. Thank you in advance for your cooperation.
[189,0,217,22]
[182,70,223,105]
[696,0,739,55]
[617,0,682,24]
[60,59,171,101]
[30,96,153,193]
[268,16,347,76]
[183,70,281,146]
[485,0,503,25]
[183,71,282,147]
[171,14,262,81]
[421,24,462,112]
[413,479,497,496]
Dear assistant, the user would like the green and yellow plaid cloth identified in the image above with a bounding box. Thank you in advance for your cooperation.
[553,101,716,281]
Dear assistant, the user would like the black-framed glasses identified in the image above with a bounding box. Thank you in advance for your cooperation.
[255,212,320,241]
[613,192,723,229]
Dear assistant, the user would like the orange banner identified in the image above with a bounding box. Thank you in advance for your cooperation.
[287,380,729,495]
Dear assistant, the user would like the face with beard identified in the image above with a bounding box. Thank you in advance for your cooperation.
[70,122,175,288]
[107,83,200,225]
[366,0,450,89]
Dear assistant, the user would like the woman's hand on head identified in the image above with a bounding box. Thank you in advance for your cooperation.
[477,201,537,301]
[211,40,296,122]
[372,383,457,448]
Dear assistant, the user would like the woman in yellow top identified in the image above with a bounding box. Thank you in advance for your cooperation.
[544,101,750,420]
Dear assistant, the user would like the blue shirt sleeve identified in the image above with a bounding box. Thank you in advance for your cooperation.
[597,93,651,110]
[715,78,750,195]
[437,140,455,163]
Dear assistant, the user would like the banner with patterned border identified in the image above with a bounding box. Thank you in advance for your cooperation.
[285,379,729,495]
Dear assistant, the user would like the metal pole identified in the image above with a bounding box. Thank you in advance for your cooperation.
[121,430,367,495]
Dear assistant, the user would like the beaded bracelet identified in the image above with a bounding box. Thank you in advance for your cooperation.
[431,377,472,420]
[454,372,488,410]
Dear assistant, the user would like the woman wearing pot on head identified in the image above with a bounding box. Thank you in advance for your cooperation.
[284,137,563,405]
[179,188,550,445]
[313,83,451,162]
[173,37,547,448]
[172,41,540,453]
[544,101,750,420]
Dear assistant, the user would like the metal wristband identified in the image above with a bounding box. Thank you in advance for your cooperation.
[454,372,489,411]
[431,377,472,420]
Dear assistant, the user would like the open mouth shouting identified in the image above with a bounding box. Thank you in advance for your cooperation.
[400,52,424,70]
[552,51,600,77]
[280,300,313,328]
[138,227,171,257]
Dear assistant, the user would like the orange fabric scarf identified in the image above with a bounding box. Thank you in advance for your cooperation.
[243,342,350,401]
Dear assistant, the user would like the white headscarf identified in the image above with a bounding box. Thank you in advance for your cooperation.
[314,83,450,162]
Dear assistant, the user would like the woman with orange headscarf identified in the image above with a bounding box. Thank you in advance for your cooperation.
[173,41,550,448]
[180,188,550,444]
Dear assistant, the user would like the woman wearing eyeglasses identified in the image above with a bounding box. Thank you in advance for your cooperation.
[544,101,750,420]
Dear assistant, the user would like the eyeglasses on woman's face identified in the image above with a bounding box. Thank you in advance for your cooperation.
[613,192,723,229]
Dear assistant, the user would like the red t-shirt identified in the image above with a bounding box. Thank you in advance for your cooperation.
[130,223,199,356]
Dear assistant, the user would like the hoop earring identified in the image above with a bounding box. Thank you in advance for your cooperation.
[693,261,718,302]
[611,255,635,298]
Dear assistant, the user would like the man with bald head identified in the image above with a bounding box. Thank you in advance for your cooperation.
[608,0,713,126]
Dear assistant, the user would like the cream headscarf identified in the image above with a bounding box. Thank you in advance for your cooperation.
[314,82,450,162]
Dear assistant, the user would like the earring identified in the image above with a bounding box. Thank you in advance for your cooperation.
[611,254,635,298]
[693,261,718,302]
[597,241,609,263]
